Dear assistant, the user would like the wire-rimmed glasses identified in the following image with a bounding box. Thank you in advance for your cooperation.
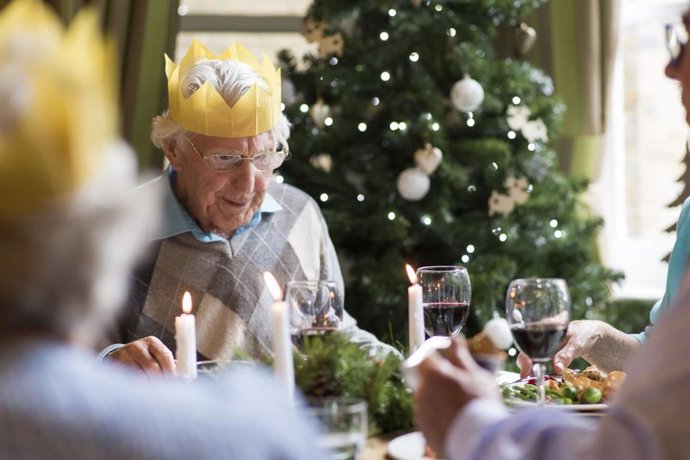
[666,19,689,65]
[184,134,288,172]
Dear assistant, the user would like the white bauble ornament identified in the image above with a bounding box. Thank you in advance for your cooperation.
[310,99,330,128]
[450,76,484,112]
[414,143,443,175]
[397,167,430,201]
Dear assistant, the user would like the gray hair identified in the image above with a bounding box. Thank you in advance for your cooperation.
[152,58,290,148]
[0,142,155,346]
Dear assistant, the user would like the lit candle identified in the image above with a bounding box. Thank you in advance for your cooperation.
[406,264,425,356]
[263,272,294,404]
[175,291,197,380]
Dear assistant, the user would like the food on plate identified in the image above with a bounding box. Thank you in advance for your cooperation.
[501,365,627,405]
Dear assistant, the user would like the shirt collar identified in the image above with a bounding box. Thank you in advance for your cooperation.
[150,168,281,243]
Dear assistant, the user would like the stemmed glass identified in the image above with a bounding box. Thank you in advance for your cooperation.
[416,266,471,338]
[505,278,571,406]
[285,280,343,340]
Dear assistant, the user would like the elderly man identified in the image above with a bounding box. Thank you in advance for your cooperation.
[0,1,321,458]
[102,40,395,374]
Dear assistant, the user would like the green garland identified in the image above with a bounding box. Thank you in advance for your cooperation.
[293,332,413,435]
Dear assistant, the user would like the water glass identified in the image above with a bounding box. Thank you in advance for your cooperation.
[307,397,368,460]
[285,280,343,337]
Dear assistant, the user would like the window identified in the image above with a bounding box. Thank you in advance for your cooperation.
[176,0,311,59]
[597,0,688,299]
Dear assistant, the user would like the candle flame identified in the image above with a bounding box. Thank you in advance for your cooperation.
[405,264,418,285]
[182,291,192,314]
[263,272,282,301]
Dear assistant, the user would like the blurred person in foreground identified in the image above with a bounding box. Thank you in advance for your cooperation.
[0,1,321,458]
[414,7,690,459]
[99,38,396,373]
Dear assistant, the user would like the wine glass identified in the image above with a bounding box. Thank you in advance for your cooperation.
[285,280,343,339]
[505,278,571,406]
[415,266,471,338]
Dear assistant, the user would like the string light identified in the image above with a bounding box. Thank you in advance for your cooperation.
[380,32,389,41]
[387,211,396,220]
[447,27,456,37]
[356,194,365,202]
[507,131,516,139]
[380,71,391,81]
[358,122,367,132]
[409,52,420,62]
[466,244,475,253]
[467,118,475,127]
[467,185,476,192]
[431,122,440,131]
[549,219,558,228]
[388,8,397,16]
[434,4,443,11]
[299,104,309,113]
[554,230,563,238]
[528,143,536,151]
[389,121,399,130]
[324,117,333,127]
[280,103,285,111]
[508,347,517,357]
[371,97,380,106]
[490,162,498,171]
[461,255,470,263]
[274,175,284,184]
[398,122,407,131]
[421,215,432,225]
[499,233,508,242]
[512,96,521,104]
[320,193,329,202]
[329,57,338,65]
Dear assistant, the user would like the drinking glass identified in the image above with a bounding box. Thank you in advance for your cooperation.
[307,396,368,460]
[415,266,471,338]
[285,280,343,338]
[505,278,571,406]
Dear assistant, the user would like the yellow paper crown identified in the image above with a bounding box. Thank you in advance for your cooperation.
[165,40,282,138]
[0,0,117,219]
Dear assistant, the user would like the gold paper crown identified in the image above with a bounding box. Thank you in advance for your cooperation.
[0,0,117,219]
[166,40,282,138]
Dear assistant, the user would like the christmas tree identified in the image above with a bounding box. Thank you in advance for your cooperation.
[277,0,622,347]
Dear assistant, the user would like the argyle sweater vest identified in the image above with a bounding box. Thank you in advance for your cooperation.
[117,181,344,361]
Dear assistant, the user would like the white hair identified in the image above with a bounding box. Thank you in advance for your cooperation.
[0,142,157,346]
[152,58,290,148]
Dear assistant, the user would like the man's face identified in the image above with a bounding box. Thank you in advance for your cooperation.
[666,13,690,125]
[169,131,276,238]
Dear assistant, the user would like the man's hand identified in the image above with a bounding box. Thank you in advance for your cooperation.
[517,319,640,377]
[415,337,500,455]
[107,336,176,377]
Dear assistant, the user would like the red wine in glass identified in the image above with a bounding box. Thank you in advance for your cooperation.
[510,324,568,362]
[423,301,470,337]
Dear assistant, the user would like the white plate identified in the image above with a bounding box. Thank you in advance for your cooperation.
[507,399,607,412]
[387,431,443,460]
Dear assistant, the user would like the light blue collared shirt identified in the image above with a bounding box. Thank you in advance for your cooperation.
[146,169,282,243]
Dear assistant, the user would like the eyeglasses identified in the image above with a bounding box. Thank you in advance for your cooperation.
[184,134,288,173]
[666,19,689,65]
